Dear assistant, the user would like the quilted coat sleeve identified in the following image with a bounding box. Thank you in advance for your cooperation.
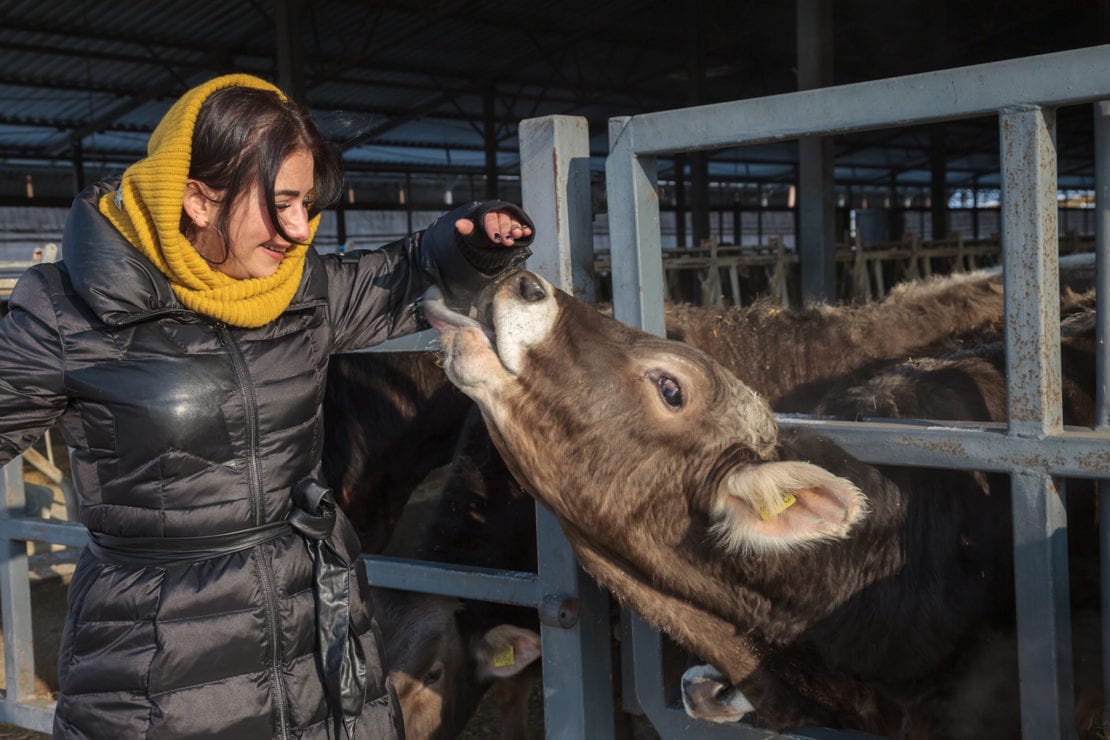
[322,201,531,354]
[0,266,69,466]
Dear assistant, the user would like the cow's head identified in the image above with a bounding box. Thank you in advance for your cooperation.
[424,270,866,558]
[372,588,541,739]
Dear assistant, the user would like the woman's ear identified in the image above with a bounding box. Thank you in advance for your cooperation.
[182,180,216,229]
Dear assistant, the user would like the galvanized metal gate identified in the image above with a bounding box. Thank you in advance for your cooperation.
[600,44,1110,739]
[2,44,1110,739]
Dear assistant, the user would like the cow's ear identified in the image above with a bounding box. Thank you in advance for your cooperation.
[709,461,868,554]
[473,625,542,679]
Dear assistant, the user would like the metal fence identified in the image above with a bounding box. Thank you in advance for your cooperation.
[2,44,1110,739]
[603,44,1110,738]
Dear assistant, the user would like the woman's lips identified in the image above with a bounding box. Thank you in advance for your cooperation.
[262,244,288,260]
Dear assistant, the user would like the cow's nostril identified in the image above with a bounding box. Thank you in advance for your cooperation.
[517,273,546,303]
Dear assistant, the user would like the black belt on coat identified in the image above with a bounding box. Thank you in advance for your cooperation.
[86,478,367,739]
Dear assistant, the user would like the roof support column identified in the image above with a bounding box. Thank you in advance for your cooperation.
[484,82,499,199]
[274,0,306,104]
[686,0,710,249]
[930,127,948,238]
[796,0,836,303]
[70,135,85,194]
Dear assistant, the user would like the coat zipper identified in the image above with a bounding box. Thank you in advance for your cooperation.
[215,322,290,738]
[216,323,266,526]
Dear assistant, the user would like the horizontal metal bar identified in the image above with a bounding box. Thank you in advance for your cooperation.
[347,329,441,353]
[361,553,542,607]
[777,416,1110,477]
[620,45,1110,155]
[648,705,874,739]
[0,518,86,548]
[0,696,56,733]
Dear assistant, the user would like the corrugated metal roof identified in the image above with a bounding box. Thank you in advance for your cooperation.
[0,0,1107,205]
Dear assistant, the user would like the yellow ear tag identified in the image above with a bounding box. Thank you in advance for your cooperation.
[493,644,516,669]
[758,493,797,521]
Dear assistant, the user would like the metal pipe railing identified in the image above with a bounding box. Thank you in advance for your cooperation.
[605,44,1110,739]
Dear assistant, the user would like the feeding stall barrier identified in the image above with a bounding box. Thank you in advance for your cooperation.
[1,44,1110,739]
[599,43,1110,738]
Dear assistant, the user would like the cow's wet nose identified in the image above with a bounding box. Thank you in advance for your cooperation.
[514,271,547,303]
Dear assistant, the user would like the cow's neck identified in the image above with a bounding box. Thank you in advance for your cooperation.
[562,525,891,731]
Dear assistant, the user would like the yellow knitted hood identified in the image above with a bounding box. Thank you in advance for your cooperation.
[98,74,319,328]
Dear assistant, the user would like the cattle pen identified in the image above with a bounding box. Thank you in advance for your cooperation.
[0,47,1109,740]
[599,44,1110,739]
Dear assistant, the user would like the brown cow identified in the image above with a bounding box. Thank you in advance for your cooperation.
[366,263,1095,738]
[327,266,1018,553]
[423,269,1100,737]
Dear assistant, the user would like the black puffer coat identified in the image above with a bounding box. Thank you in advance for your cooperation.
[0,181,528,739]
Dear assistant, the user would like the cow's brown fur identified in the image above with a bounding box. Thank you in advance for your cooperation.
[356,264,1092,736]
[663,270,1008,407]
[426,270,1101,737]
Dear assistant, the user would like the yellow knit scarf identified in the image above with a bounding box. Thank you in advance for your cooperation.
[98,74,319,328]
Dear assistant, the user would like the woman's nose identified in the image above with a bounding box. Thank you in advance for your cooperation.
[282,205,311,242]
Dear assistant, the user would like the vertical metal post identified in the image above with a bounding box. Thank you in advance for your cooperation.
[519,116,596,303]
[1001,105,1063,433]
[606,117,666,336]
[1092,100,1110,732]
[630,613,772,738]
[1000,105,1074,739]
[0,458,36,702]
[534,507,615,740]
[519,115,616,739]
[1094,101,1110,426]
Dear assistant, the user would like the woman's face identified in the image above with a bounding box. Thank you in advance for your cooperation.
[193,148,316,280]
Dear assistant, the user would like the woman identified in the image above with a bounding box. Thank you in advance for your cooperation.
[0,73,533,739]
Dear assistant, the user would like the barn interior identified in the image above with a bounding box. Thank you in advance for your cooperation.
[2,0,1109,303]
[0,3,1108,739]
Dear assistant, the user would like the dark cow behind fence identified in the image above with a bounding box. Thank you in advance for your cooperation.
[422,269,1101,738]
[322,350,472,553]
[373,405,545,740]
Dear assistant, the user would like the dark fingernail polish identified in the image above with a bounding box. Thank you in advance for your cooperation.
[494,233,502,241]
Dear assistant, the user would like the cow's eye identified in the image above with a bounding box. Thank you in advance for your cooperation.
[656,374,683,408]
[423,665,444,686]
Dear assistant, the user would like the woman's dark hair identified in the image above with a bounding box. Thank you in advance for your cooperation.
[182,85,342,259]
